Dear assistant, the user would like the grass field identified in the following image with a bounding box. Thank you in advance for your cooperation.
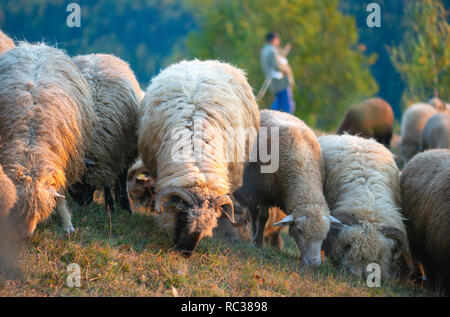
[0,199,438,297]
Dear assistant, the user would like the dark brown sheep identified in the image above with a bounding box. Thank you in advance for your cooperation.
[337,98,394,147]
[400,149,450,293]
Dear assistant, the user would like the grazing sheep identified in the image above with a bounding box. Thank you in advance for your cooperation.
[69,54,141,213]
[421,113,450,151]
[337,98,394,147]
[234,110,333,267]
[400,149,450,292]
[400,103,438,165]
[0,30,14,54]
[126,157,246,244]
[138,60,260,255]
[0,43,95,237]
[319,134,413,280]
[0,163,17,217]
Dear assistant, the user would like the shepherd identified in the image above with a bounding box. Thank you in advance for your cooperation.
[259,32,295,114]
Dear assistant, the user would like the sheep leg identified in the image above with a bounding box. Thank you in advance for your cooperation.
[250,205,269,247]
[57,199,75,234]
[265,232,283,250]
[104,186,115,213]
[114,169,132,214]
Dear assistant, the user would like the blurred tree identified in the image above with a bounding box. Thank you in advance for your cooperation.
[389,0,450,107]
[183,0,378,129]
[339,0,406,121]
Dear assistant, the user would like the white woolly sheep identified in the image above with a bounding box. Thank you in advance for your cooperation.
[234,110,333,267]
[69,54,142,213]
[0,43,96,237]
[400,103,439,165]
[400,149,450,293]
[0,30,14,55]
[421,113,450,151]
[319,134,414,280]
[138,60,260,255]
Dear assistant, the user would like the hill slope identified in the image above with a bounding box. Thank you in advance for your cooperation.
[0,200,436,297]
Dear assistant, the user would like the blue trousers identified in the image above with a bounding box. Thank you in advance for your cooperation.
[270,87,295,114]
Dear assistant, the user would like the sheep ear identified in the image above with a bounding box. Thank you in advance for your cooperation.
[136,173,149,181]
[330,215,345,229]
[273,213,295,227]
[85,157,96,166]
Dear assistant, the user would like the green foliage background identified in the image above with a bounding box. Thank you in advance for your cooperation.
[390,0,450,106]
[1,0,449,128]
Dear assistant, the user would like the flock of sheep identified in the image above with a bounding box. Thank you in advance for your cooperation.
[0,29,449,294]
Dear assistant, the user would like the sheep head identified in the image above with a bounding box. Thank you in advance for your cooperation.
[68,180,95,207]
[324,213,413,279]
[155,186,236,256]
[9,173,64,238]
[273,205,332,267]
[126,166,155,207]
[67,159,97,206]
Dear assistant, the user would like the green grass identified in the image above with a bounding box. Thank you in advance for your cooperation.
[0,199,438,297]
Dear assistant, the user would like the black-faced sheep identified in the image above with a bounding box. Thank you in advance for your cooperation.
[0,30,14,55]
[0,43,95,237]
[234,110,333,267]
[400,102,447,165]
[319,134,414,280]
[69,54,142,213]
[400,149,450,292]
[126,157,249,244]
[337,98,394,147]
[138,60,260,255]
[421,113,450,151]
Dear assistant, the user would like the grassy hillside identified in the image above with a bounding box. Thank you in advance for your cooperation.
[0,200,437,297]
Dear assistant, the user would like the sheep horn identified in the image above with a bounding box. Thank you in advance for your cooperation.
[379,226,415,275]
[333,212,360,226]
[211,195,235,224]
[85,157,96,166]
[329,215,347,229]
[273,213,296,227]
[155,186,198,213]
[50,188,65,199]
